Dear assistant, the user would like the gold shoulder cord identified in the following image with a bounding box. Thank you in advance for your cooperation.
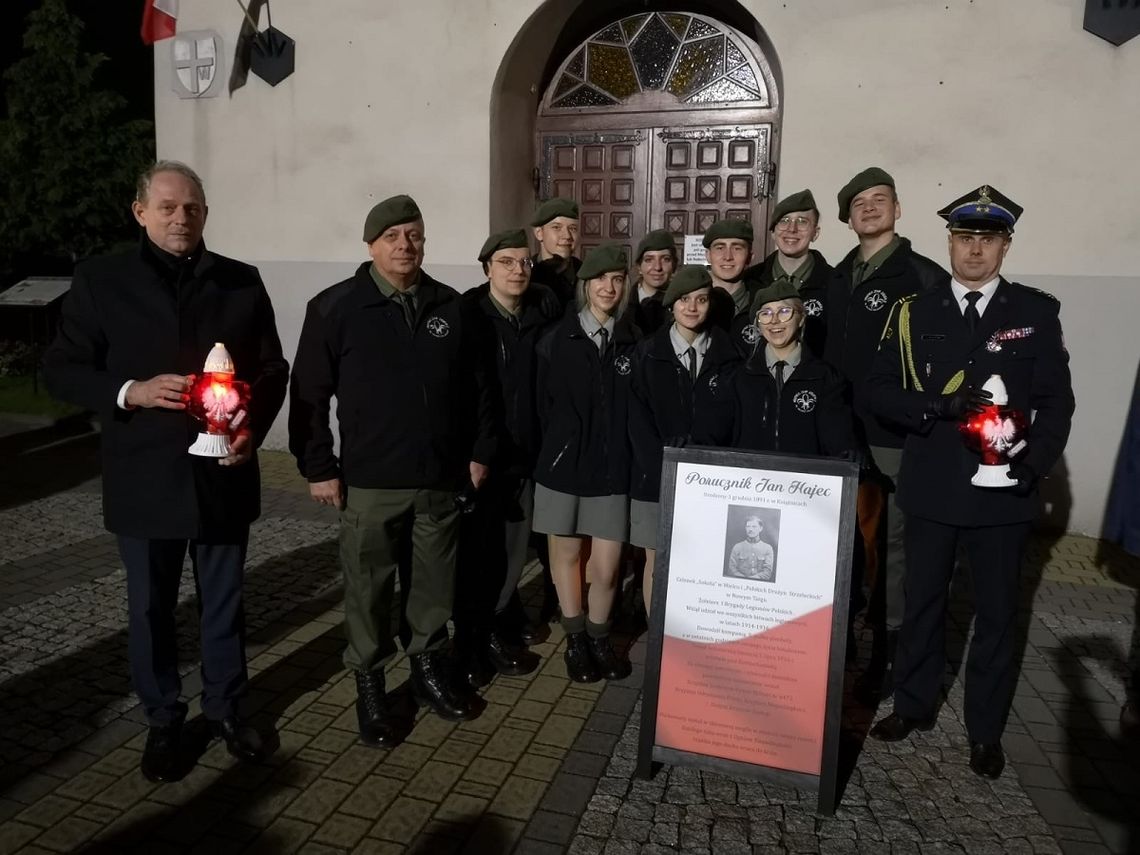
[888,299,964,395]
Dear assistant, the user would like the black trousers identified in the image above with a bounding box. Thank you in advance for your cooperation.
[118,531,249,726]
[892,514,1031,744]
[453,474,523,639]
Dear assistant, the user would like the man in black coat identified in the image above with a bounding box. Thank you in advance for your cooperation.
[529,197,582,309]
[743,190,832,358]
[864,185,1074,778]
[824,167,948,704]
[43,161,289,782]
[289,195,496,745]
[704,218,762,357]
[453,229,561,687]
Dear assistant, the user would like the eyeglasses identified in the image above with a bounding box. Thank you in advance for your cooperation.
[757,306,797,324]
[493,257,534,272]
[774,216,813,233]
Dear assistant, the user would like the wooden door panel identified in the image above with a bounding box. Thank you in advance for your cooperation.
[538,130,649,259]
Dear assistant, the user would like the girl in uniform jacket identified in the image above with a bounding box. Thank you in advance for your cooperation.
[629,265,740,615]
[533,244,641,683]
[733,280,856,458]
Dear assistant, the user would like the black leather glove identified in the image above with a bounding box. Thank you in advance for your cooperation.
[454,480,479,515]
[1006,462,1037,497]
[926,386,993,420]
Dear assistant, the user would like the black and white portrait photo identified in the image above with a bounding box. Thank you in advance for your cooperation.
[722,505,781,583]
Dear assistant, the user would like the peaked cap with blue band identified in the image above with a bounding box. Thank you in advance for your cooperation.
[937,185,1022,235]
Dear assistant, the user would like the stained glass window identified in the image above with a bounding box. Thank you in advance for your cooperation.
[548,13,767,110]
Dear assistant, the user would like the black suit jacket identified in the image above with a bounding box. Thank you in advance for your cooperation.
[864,278,1074,526]
[43,240,289,539]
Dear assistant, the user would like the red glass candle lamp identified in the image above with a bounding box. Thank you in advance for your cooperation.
[187,343,250,457]
[958,374,1028,488]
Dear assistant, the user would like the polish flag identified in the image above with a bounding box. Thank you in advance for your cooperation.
[141,0,178,45]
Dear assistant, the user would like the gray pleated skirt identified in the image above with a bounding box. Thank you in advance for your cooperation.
[533,484,629,543]
[629,499,660,550]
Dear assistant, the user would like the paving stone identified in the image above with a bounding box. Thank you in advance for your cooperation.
[488,774,547,821]
[0,821,40,853]
[539,772,597,817]
[534,714,585,750]
[32,815,102,852]
[310,812,371,848]
[432,738,482,766]
[339,774,403,819]
[13,794,81,829]
[480,728,533,763]
[351,839,405,855]
[282,777,353,824]
[232,784,303,827]
[514,753,562,783]
[403,760,464,800]
[370,795,435,843]
[247,816,317,854]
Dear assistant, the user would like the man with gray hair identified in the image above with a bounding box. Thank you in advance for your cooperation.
[44,160,289,782]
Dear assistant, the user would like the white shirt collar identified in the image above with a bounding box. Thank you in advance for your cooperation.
[950,277,1000,317]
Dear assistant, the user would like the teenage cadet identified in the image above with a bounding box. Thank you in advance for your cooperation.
[865,185,1074,779]
[530,197,582,308]
[289,195,495,746]
[824,167,947,705]
[630,229,676,335]
[733,280,855,459]
[533,243,639,683]
[703,218,762,357]
[453,229,560,687]
[629,265,739,615]
[743,190,832,358]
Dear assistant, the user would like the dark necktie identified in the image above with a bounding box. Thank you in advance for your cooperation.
[852,261,869,289]
[773,360,787,401]
[597,327,609,354]
[685,346,698,382]
[508,313,520,333]
[963,291,982,334]
[396,291,416,329]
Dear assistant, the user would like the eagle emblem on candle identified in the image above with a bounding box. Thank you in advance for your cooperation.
[187,343,251,457]
[957,374,1028,488]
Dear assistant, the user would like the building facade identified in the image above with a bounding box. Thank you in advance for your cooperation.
[153,0,1140,537]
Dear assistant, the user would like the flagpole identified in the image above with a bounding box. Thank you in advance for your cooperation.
[234,0,259,32]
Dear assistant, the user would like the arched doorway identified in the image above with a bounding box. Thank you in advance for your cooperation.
[534,11,781,259]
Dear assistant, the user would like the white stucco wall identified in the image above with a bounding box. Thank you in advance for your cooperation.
[154,0,1140,537]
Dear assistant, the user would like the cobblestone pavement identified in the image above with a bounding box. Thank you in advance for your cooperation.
[0,444,1136,854]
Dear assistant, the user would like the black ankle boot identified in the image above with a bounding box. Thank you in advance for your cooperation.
[587,634,632,681]
[564,631,601,683]
[355,670,402,748]
[410,652,484,721]
[487,631,539,677]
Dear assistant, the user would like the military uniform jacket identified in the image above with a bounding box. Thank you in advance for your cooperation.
[461,281,561,477]
[744,249,833,358]
[289,263,495,489]
[43,239,289,539]
[529,254,581,309]
[732,349,856,458]
[628,325,739,502]
[533,312,640,497]
[708,281,762,358]
[824,238,946,448]
[865,278,1074,527]
[728,538,775,580]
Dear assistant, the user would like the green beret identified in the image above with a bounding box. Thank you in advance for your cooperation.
[701,218,754,248]
[578,243,627,280]
[478,228,529,263]
[530,197,579,227]
[837,167,895,223]
[363,194,422,243]
[769,189,819,230]
[635,229,676,262]
[750,279,801,316]
[662,265,712,308]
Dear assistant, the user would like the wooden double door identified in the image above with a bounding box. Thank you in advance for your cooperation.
[538,124,775,259]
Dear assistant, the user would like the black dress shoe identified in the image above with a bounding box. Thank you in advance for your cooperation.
[410,652,484,722]
[517,619,548,646]
[587,635,631,681]
[868,711,935,742]
[969,742,1005,779]
[355,670,403,748]
[487,632,539,677]
[460,646,496,690]
[140,721,182,783]
[210,716,265,763]
[564,631,600,683]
